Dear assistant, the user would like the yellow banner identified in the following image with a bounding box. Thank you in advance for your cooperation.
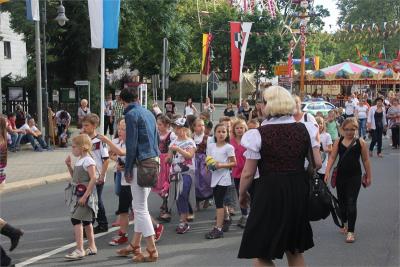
[0,0,9,3]
[201,33,208,73]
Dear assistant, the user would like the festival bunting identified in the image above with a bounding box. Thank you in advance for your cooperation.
[230,22,241,82]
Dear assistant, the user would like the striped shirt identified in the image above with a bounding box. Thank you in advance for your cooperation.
[113,101,125,121]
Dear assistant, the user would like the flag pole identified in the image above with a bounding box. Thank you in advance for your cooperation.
[100,48,105,135]
[35,19,43,130]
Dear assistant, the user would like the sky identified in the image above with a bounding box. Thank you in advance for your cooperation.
[313,0,339,32]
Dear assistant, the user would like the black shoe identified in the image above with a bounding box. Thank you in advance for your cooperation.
[93,225,108,234]
[222,218,232,232]
[0,224,24,251]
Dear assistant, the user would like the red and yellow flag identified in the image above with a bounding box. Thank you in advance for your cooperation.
[201,33,213,75]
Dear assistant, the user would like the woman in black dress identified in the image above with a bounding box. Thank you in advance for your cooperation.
[238,86,322,266]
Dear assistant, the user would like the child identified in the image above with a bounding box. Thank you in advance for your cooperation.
[247,119,260,130]
[154,115,173,222]
[326,110,339,141]
[0,117,7,184]
[315,117,333,180]
[192,118,213,209]
[205,123,236,239]
[64,134,98,260]
[81,114,110,234]
[230,119,248,228]
[168,118,196,234]
[97,120,131,246]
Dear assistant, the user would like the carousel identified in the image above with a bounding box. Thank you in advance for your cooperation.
[300,61,400,97]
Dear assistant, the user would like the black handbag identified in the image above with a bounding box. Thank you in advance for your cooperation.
[307,141,344,228]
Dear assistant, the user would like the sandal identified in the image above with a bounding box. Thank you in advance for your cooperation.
[346,232,355,243]
[65,249,85,260]
[339,226,348,235]
[377,153,384,158]
[116,243,140,257]
[132,248,145,263]
[144,248,158,262]
[85,247,97,256]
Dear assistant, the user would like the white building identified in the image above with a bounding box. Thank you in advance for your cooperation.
[0,12,27,78]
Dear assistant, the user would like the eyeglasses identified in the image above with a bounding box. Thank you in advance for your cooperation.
[343,128,357,132]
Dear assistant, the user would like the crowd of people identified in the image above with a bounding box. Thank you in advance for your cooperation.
[1,85,398,266]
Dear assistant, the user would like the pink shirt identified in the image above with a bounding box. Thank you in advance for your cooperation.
[230,137,246,179]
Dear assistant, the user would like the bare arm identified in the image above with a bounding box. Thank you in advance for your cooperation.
[239,159,258,209]
[312,147,322,170]
[98,159,109,184]
[175,146,195,160]
[97,134,126,156]
[216,156,236,169]
[360,139,372,186]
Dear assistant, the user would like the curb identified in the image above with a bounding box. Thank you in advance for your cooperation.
[0,172,70,195]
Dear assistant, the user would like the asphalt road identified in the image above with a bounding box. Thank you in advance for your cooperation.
[0,142,399,267]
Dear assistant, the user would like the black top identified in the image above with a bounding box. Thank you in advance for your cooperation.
[374,111,384,128]
[338,138,362,177]
[224,109,235,117]
[164,101,175,114]
[258,123,310,174]
[242,108,252,121]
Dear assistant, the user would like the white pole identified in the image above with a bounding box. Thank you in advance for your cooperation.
[239,71,242,104]
[206,75,209,100]
[35,20,43,130]
[100,48,105,134]
[88,82,91,111]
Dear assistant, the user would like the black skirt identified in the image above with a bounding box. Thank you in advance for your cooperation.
[238,171,314,260]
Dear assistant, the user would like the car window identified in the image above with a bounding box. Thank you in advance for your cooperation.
[324,103,334,110]
[314,104,325,110]
[301,104,306,110]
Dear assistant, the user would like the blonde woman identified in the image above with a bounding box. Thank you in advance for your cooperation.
[324,118,372,243]
[238,86,322,267]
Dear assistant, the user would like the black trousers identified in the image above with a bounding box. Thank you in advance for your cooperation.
[336,175,361,232]
[391,126,400,148]
[0,245,11,267]
[104,115,114,135]
[369,127,383,154]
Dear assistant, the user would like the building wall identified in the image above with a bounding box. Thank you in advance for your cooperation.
[0,12,27,78]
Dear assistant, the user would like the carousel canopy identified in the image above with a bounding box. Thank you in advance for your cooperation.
[319,61,384,75]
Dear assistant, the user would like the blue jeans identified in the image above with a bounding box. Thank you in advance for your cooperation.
[20,134,48,150]
[176,174,192,215]
[96,183,108,227]
[9,132,23,149]
[358,118,367,138]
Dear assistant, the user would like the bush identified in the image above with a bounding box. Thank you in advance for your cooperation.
[157,81,202,102]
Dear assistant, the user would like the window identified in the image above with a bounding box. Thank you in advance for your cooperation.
[4,41,11,59]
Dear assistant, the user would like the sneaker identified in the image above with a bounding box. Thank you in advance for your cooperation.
[65,249,85,260]
[109,234,128,246]
[187,214,195,222]
[222,218,232,232]
[93,225,108,234]
[154,224,164,242]
[34,147,43,152]
[205,227,224,239]
[237,216,247,229]
[176,223,190,234]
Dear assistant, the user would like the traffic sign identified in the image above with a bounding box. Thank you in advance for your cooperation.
[208,71,219,91]
[74,80,89,86]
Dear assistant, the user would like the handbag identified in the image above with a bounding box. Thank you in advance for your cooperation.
[307,139,344,228]
[137,157,160,187]
[331,137,357,188]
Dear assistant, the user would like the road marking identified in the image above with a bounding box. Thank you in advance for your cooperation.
[15,223,133,267]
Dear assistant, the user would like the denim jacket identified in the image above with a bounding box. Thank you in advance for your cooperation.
[124,103,160,178]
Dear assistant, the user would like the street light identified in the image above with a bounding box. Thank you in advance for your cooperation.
[55,1,69,27]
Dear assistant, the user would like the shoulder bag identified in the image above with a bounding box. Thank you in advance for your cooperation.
[137,157,160,187]
[331,137,356,188]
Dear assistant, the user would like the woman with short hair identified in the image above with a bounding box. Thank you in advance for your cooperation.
[367,97,387,157]
[238,86,322,267]
[77,99,91,129]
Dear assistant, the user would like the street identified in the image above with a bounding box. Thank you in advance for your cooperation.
[0,141,398,266]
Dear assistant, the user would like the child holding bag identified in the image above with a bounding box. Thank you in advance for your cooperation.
[64,134,98,260]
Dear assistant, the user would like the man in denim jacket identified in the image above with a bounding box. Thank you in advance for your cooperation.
[120,88,160,182]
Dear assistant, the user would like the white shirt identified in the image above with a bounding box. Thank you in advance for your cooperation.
[367,106,387,130]
[75,156,96,172]
[169,138,196,174]
[19,123,38,133]
[345,101,355,115]
[206,143,235,187]
[355,105,368,119]
[91,135,109,181]
[193,133,205,145]
[351,97,359,106]
[317,132,333,175]
[184,106,195,116]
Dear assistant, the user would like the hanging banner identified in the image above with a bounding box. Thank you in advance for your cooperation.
[230,21,241,82]
[26,0,40,21]
[201,33,213,75]
[240,22,253,77]
[88,0,121,49]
